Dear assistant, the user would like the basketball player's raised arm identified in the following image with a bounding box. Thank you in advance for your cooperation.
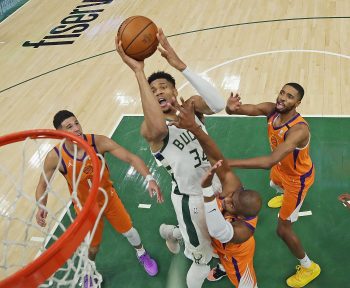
[115,39,168,144]
[201,162,253,244]
[228,125,309,169]
[225,92,275,116]
[35,150,58,227]
[157,28,225,115]
[96,135,164,203]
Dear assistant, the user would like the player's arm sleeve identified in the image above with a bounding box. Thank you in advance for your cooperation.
[182,67,225,113]
[204,199,234,243]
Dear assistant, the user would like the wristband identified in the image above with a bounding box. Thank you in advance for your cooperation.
[145,174,155,183]
[202,186,215,197]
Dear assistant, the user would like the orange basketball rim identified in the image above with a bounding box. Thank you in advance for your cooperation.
[0,129,101,288]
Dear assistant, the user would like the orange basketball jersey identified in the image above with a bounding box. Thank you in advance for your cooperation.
[267,112,313,177]
[212,214,257,259]
[212,199,258,286]
[54,134,114,207]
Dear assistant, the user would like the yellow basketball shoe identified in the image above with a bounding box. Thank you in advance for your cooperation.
[267,195,284,208]
[286,262,321,287]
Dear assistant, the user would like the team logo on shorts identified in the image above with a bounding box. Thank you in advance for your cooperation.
[83,165,93,175]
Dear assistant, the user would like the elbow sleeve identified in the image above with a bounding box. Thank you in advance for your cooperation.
[182,67,225,113]
[204,200,234,243]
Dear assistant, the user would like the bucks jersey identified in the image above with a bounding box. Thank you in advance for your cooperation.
[153,116,221,196]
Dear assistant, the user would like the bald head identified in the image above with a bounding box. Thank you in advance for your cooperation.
[238,189,262,217]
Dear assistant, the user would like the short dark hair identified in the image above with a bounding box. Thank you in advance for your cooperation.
[285,82,304,100]
[147,71,176,87]
[53,110,75,129]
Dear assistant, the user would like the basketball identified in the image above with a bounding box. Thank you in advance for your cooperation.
[117,16,159,61]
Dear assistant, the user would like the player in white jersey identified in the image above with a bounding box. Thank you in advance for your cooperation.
[153,115,222,265]
[116,28,225,287]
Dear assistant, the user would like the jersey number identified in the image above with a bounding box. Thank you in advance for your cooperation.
[189,148,208,168]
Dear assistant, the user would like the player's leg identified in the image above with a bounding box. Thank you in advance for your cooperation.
[88,216,104,260]
[80,212,104,287]
[277,172,320,287]
[170,192,214,287]
[186,262,210,288]
[216,239,257,288]
[278,216,320,287]
[268,167,284,208]
[105,189,158,276]
[73,202,103,262]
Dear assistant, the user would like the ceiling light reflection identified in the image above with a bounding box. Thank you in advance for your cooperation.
[222,75,241,91]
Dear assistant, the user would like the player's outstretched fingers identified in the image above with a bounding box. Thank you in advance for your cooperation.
[165,103,181,127]
[212,160,223,171]
[157,28,170,47]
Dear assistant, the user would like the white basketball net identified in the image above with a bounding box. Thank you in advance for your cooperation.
[0,135,107,287]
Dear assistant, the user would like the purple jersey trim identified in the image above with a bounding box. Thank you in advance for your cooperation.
[231,256,241,282]
[293,150,300,169]
[53,146,67,175]
[63,135,87,161]
[283,122,308,141]
[273,113,300,130]
[91,134,99,154]
[296,164,314,207]
[243,221,256,232]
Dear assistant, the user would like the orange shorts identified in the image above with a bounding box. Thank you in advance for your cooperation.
[270,165,315,221]
[213,237,257,287]
[76,187,133,247]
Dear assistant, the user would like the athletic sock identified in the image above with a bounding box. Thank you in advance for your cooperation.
[298,253,312,268]
[135,246,146,257]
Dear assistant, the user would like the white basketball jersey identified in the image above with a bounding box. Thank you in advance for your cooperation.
[153,116,221,196]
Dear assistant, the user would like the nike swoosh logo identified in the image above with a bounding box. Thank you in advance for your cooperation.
[208,208,216,213]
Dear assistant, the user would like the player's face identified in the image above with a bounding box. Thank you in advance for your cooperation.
[60,117,83,137]
[222,190,241,215]
[275,85,301,114]
[149,78,178,113]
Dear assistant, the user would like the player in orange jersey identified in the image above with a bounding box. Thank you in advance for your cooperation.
[35,110,162,278]
[169,100,262,288]
[226,83,320,287]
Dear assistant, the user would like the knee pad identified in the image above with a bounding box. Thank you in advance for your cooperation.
[122,227,141,247]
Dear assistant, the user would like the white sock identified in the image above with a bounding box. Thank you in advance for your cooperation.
[270,180,284,194]
[298,253,312,268]
[186,262,210,288]
[135,246,146,257]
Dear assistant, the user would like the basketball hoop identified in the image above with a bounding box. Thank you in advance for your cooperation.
[0,129,102,287]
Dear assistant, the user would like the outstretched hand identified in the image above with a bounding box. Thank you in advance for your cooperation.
[225,92,242,114]
[201,160,223,188]
[147,180,164,204]
[115,37,144,72]
[157,28,186,71]
[36,207,48,227]
[167,98,199,131]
